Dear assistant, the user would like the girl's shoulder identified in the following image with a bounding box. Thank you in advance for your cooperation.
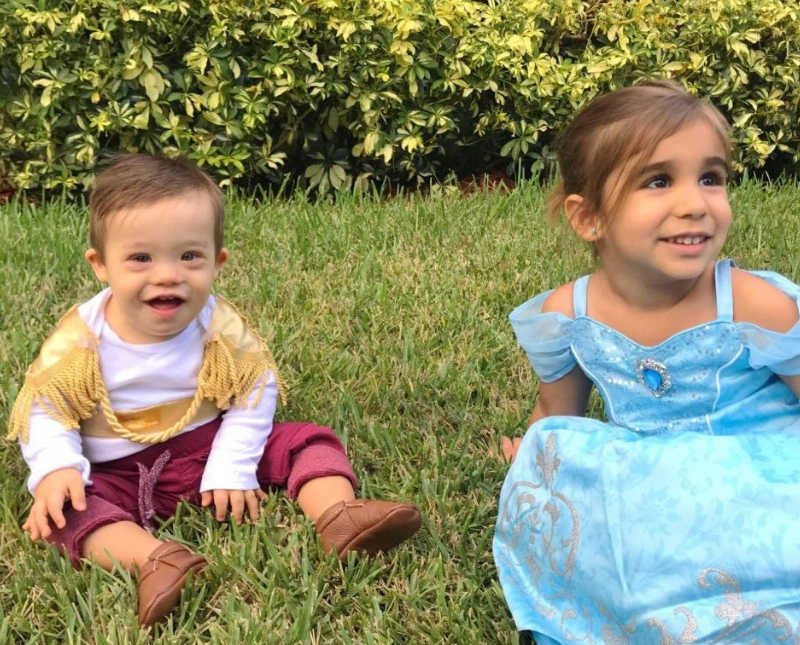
[731,267,799,333]
[509,279,581,327]
[509,281,580,383]
[540,281,576,319]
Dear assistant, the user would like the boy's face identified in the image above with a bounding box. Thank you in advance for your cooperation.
[85,190,227,344]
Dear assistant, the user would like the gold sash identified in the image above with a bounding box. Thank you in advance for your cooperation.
[81,398,220,438]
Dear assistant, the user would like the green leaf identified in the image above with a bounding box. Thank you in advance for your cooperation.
[40,84,53,107]
[329,164,347,190]
[140,69,165,102]
[132,107,150,128]
[202,111,224,126]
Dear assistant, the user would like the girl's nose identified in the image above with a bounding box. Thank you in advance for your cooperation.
[677,184,707,218]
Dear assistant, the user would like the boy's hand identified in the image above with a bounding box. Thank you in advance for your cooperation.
[201,488,268,524]
[23,467,86,540]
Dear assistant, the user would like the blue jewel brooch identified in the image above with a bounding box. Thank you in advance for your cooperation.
[636,358,671,397]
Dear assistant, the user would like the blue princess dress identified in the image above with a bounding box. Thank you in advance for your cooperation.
[494,260,800,644]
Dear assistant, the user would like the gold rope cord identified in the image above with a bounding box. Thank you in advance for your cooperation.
[92,332,282,443]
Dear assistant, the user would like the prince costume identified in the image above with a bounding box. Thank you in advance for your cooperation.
[9,289,357,565]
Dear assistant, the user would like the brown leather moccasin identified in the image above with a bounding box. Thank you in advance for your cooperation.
[137,541,207,627]
[315,499,422,558]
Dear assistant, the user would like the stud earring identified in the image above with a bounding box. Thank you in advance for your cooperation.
[590,225,599,235]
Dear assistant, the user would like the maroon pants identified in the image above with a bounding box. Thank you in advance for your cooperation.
[47,419,358,566]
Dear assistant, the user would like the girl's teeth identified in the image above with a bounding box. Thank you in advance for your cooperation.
[672,236,704,245]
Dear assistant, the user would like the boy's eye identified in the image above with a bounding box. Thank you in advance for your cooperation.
[129,254,150,263]
[644,174,670,189]
[181,251,200,261]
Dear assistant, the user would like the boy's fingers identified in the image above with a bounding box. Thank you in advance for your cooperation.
[230,492,245,524]
[213,490,229,521]
[23,513,40,540]
[245,490,260,521]
[69,480,86,511]
[33,503,52,538]
[46,494,66,529]
[255,488,268,502]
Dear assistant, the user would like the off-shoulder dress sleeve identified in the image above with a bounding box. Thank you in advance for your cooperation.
[509,290,576,382]
[738,270,800,375]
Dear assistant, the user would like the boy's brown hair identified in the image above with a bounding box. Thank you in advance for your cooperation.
[547,79,731,222]
[89,154,224,257]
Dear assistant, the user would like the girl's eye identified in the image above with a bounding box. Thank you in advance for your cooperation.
[644,175,670,189]
[700,171,726,186]
[181,251,199,261]
[130,254,150,263]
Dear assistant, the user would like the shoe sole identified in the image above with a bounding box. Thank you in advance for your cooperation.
[340,505,422,556]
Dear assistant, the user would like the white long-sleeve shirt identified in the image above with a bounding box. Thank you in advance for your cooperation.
[20,289,277,493]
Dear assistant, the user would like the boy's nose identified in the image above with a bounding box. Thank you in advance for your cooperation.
[152,262,181,284]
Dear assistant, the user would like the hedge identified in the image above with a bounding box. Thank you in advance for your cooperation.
[1,0,799,193]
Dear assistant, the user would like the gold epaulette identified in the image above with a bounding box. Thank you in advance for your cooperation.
[7,306,102,443]
[201,296,287,411]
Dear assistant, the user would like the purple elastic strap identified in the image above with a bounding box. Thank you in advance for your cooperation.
[136,449,171,532]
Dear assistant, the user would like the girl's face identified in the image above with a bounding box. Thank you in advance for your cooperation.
[595,118,731,287]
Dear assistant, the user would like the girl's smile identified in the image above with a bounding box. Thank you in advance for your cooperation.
[659,233,713,256]
[660,234,710,246]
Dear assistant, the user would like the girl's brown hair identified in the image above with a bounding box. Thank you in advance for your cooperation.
[547,80,731,222]
[89,154,224,258]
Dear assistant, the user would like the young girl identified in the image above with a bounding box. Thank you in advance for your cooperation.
[494,80,800,643]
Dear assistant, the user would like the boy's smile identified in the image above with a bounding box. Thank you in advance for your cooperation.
[85,190,227,344]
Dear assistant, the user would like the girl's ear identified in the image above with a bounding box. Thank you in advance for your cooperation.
[564,194,602,242]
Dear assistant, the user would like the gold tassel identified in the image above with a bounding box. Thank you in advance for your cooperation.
[7,347,102,443]
[197,333,286,411]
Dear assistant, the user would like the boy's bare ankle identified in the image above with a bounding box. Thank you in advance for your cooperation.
[296,475,357,521]
[82,521,164,571]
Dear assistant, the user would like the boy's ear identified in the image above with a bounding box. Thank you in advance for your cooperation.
[85,248,108,282]
[215,247,229,273]
[564,194,602,242]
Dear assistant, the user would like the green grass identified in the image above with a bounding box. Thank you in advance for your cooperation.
[2,180,800,643]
